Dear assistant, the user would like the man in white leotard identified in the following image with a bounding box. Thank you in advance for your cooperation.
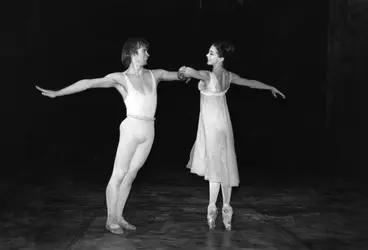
[36,38,187,234]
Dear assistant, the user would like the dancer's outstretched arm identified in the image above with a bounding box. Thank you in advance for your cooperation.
[178,66,210,82]
[35,77,118,98]
[152,69,190,84]
[230,72,286,99]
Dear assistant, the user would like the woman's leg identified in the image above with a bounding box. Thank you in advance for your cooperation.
[207,181,221,229]
[221,185,232,205]
[116,136,154,230]
[221,185,233,231]
[209,181,221,205]
[105,122,138,234]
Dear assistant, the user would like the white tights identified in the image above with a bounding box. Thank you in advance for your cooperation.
[209,181,232,207]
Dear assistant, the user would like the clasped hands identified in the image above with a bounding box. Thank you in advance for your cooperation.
[177,66,190,83]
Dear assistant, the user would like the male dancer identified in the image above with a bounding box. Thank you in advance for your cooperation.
[36,38,187,234]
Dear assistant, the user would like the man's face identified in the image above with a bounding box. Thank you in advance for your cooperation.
[133,46,149,66]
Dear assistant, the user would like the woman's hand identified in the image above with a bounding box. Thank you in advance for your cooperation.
[271,87,286,99]
[178,66,190,83]
[35,86,59,98]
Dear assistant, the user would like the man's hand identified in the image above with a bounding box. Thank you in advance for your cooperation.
[178,66,190,83]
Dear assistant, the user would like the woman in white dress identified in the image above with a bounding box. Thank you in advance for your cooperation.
[179,42,285,231]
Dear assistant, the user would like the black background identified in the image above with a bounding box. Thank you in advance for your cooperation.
[3,0,362,186]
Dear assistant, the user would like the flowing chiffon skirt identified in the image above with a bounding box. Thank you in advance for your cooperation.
[186,93,239,187]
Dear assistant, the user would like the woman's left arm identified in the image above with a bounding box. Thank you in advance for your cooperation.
[230,72,286,99]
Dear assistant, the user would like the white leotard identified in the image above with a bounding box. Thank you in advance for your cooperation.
[122,70,157,121]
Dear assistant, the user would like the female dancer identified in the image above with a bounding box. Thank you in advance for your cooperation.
[179,42,285,231]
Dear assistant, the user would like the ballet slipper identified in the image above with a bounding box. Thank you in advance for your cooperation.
[222,204,233,231]
[118,219,136,231]
[106,223,124,235]
[207,204,218,229]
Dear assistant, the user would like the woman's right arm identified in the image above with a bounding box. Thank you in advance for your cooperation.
[35,77,117,98]
[180,67,210,82]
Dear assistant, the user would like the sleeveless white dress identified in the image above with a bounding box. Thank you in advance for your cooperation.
[186,72,239,187]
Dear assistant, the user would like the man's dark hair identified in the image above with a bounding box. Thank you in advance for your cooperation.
[121,38,150,68]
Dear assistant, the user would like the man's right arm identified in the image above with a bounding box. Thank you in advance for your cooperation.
[36,75,118,98]
[57,77,118,96]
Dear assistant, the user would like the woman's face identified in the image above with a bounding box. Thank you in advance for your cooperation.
[206,45,223,66]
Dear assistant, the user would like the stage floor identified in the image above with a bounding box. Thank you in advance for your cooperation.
[1,171,367,249]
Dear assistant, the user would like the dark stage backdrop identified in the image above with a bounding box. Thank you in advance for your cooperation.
[3,0,331,184]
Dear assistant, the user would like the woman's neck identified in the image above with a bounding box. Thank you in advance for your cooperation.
[212,63,224,74]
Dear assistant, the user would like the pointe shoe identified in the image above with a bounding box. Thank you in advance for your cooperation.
[118,219,136,231]
[207,204,218,229]
[222,204,233,231]
[106,223,124,235]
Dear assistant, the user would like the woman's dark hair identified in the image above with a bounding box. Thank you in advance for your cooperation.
[121,38,150,68]
[212,41,235,59]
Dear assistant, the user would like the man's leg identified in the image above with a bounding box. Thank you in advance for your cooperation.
[116,136,154,230]
[106,126,138,234]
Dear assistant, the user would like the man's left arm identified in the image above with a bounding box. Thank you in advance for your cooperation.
[152,69,181,85]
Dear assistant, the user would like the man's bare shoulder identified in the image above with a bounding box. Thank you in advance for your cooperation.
[144,69,162,79]
[105,72,127,84]
[105,72,124,78]
[147,68,160,73]
[149,69,166,78]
